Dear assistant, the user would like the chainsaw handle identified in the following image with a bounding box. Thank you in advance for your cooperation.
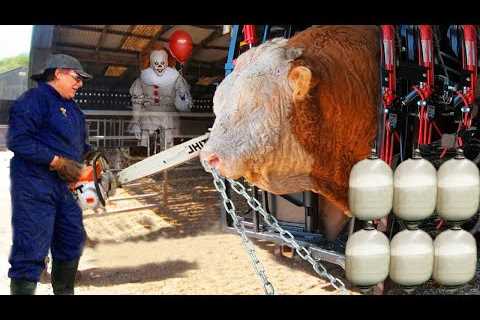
[91,152,108,207]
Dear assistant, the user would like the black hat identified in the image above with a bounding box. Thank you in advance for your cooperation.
[31,54,93,81]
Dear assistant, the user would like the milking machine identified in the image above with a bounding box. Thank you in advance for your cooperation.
[379,25,399,167]
[393,149,437,229]
[347,25,480,294]
[346,149,392,293]
[216,25,480,294]
[433,149,478,289]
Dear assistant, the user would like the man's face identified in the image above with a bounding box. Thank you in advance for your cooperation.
[54,69,83,99]
[150,50,168,76]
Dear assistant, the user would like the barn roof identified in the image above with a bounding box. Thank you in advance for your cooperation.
[30,25,229,88]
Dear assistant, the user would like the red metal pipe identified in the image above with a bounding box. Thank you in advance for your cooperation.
[462,25,477,105]
[380,125,390,165]
[440,147,448,159]
[242,25,258,47]
[381,25,396,107]
[419,25,434,99]
[418,106,425,145]
[432,121,443,137]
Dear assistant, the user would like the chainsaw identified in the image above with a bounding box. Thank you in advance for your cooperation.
[71,132,210,210]
[70,152,117,210]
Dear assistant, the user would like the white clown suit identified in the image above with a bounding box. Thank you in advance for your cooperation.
[129,49,193,148]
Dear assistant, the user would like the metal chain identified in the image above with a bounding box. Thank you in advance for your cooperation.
[211,169,275,295]
[207,164,348,295]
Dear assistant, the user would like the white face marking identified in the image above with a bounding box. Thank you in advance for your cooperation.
[200,38,316,193]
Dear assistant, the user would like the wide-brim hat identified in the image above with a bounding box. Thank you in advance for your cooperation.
[31,54,93,81]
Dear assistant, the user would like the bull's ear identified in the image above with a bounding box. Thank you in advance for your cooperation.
[288,66,312,101]
[285,47,303,60]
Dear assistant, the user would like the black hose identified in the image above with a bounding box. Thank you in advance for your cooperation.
[433,27,449,82]
[403,104,409,160]
[92,152,107,207]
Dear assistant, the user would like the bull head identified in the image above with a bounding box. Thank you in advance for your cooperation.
[201,26,380,239]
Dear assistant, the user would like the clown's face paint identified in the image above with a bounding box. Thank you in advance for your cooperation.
[150,50,168,76]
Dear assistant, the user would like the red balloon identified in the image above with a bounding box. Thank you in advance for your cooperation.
[169,30,193,64]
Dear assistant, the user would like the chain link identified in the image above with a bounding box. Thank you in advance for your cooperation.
[208,167,275,295]
[206,163,348,295]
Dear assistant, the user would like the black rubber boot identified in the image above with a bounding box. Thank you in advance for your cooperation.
[10,279,37,295]
[51,259,80,295]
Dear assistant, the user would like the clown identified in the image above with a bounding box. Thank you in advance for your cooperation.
[129,48,192,148]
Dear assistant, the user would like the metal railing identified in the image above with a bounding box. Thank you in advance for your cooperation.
[86,118,138,149]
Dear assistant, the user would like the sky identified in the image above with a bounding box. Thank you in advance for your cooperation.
[0,25,32,59]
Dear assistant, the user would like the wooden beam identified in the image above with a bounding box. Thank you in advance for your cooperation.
[62,25,171,43]
[119,25,136,48]
[115,25,137,75]
[61,25,152,40]
[184,29,224,73]
[53,48,138,67]
[59,25,228,51]
[56,42,140,55]
[56,47,224,70]
[54,25,228,80]
[57,43,224,66]
[143,25,174,53]
[96,25,110,65]
[96,25,109,51]
[57,24,228,78]
[201,30,224,48]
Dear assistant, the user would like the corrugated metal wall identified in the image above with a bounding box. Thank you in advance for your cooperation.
[0,67,28,100]
[0,100,12,149]
[0,100,12,124]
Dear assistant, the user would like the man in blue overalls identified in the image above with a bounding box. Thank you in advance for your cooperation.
[7,54,93,295]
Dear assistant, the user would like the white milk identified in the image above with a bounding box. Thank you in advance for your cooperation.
[349,185,393,220]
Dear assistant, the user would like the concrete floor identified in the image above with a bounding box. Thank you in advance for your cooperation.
[0,151,53,294]
[0,151,12,294]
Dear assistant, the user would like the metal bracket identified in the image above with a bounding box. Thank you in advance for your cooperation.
[223,224,346,270]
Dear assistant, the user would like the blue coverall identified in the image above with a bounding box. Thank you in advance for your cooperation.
[7,82,90,282]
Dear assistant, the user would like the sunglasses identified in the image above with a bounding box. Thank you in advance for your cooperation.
[62,69,83,83]
[69,71,83,83]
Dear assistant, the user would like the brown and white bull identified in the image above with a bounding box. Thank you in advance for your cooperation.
[200,26,380,240]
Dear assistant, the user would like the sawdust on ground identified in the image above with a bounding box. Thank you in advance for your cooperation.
[73,168,354,295]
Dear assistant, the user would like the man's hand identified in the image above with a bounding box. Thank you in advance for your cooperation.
[83,149,98,164]
[50,156,84,183]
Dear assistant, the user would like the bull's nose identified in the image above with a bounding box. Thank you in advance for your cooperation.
[206,153,221,169]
